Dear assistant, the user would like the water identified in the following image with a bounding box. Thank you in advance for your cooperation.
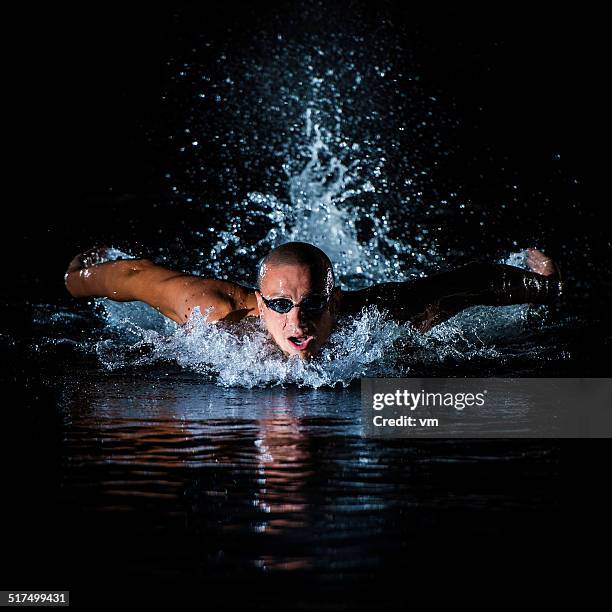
[6,361,571,606]
[4,3,610,605]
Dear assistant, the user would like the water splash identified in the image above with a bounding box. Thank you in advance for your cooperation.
[31,116,565,388]
[164,21,452,287]
[203,108,426,290]
[30,19,573,385]
[35,286,569,387]
[85,305,480,387]
[33,278,564,389]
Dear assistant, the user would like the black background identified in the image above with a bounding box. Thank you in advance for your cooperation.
[8,3,608,302]
[3,3,610,605]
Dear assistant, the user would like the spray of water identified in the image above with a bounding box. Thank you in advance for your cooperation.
[203,108,424,291]
[31,22,570,385]
[34,127,555,388]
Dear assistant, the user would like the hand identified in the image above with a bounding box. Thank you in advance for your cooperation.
[525,248,560,278]
[66,245,110,275]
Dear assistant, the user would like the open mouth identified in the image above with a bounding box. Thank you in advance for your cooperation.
[287,335,314,351]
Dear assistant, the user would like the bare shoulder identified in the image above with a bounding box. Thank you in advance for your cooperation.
[164,276,259,324]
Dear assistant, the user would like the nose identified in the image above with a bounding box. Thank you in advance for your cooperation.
[286,306,308,334]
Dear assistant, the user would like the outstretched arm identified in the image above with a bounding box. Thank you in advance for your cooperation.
[64,248,255,325]
[343,249,563,332]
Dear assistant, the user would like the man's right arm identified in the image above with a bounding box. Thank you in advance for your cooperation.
[64,256,238,325]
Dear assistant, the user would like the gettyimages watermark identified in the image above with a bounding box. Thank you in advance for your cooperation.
[361,378,612,438]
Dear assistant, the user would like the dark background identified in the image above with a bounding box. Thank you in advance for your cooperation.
[8,3,608,302]
[3,3,610,604]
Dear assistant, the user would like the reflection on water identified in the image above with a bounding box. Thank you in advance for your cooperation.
[54,369,561,582]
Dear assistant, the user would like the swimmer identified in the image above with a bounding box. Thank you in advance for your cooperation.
[64,242,563,360]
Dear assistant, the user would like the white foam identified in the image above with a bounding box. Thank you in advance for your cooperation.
[86,296,548,388]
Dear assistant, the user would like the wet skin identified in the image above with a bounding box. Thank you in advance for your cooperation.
[65,247,562,360]
[254,264,341,359]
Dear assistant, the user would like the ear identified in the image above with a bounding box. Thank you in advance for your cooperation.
[254,290,264,315]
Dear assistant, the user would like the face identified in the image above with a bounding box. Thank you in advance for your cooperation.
[255,263,340,359]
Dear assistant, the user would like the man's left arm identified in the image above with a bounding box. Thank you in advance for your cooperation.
[354,249,563,332]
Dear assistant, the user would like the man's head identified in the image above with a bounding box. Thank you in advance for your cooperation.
[254,242,340,359]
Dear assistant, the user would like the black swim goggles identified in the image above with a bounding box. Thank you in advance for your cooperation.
[261,293,331,315]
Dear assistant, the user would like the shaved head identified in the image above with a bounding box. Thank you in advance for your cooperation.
[257,242,335,293]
